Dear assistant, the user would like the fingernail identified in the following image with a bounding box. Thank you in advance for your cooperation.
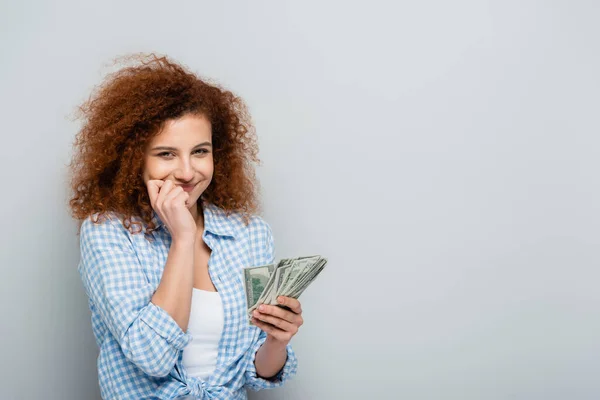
[259,305,265,311]
[277,296,284,304]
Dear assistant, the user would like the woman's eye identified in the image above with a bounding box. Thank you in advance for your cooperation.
[157,149,207,158]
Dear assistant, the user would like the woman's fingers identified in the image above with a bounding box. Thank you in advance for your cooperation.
[155,179,174,209]
[251,318,288,341]
[146,180,163,207]
[148,179,188,214]
[163,185,185,207]
[252,309,297,333]
[277,296,302,314]
[254,304,303,326]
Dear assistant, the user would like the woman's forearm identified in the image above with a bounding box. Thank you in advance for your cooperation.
[151,238,195,332]
[254,337,288,379]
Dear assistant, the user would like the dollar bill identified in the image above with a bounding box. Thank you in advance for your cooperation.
[243,255,327,325]
[242,264,276,311]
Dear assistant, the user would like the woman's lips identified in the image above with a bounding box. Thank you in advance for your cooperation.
[181,184,196,192]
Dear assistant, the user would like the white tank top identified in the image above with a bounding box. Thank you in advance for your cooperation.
[181,288,224,381]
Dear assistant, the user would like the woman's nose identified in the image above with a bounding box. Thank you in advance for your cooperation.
[174,159,194,181]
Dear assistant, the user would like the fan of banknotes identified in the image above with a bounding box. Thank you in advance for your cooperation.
[243,255,327,325]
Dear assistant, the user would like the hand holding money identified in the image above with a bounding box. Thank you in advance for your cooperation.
[243,255,327,326]
[250,296,303,345]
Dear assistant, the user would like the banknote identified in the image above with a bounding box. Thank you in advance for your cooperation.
[242,264,276,312]
[243,255,327,325]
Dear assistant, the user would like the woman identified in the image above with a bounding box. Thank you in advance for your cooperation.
[68,53,302,399]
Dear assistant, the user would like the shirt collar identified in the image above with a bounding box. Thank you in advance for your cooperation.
[151,200,238,238]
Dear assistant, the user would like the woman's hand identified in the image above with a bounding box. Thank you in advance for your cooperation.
[146,179,196,243]
[251,296,303,346]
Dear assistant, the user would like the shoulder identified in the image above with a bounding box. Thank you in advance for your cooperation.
[244,214,274,254]
[245,214,272,236]
[80,211,136,250]
[235,212,273,242]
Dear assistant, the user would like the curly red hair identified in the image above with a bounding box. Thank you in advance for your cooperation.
[67,53,261,237]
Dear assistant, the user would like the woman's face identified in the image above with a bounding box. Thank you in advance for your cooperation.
[142,113,214,212]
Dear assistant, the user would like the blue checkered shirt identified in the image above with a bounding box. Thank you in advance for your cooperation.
[78,202,297,399]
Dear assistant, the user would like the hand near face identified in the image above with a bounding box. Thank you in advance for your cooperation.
[251,296,304,346]
[146,179,196,242]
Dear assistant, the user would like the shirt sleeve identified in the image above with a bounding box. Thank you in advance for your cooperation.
[244,218,298,390]
[244,330,298,391]
[78,215,192,378]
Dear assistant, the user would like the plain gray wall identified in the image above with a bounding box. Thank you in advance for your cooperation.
[1,1,599,399]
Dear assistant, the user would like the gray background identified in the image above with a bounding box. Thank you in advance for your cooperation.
[1,1,599,399]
